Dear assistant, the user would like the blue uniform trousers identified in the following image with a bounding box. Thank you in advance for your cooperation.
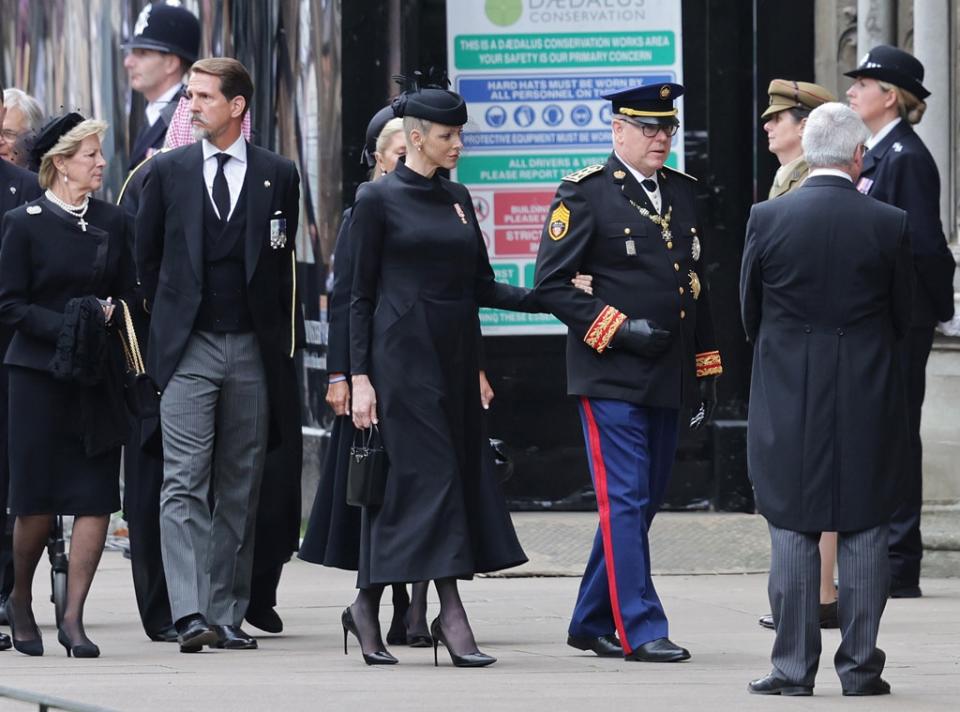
[568,397,680,654]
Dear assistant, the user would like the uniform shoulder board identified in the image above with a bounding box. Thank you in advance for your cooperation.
[562,163,604,183]
[662,165,698,182]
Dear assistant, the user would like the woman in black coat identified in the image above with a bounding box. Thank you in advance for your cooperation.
[347,81,540,668]
[0,114,135,658]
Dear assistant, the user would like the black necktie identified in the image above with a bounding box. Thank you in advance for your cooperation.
[641,178,658,193]
[213,153,232,221]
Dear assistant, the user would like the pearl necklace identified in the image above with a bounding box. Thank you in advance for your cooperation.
[45,189,90,232]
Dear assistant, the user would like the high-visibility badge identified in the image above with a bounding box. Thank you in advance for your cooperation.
[549,202,570,241]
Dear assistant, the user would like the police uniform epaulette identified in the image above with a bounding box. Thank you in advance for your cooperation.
[662,165,698,182]
[562,164,604,183]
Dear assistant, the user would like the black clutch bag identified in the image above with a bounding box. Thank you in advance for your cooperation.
[118,300,161,420]
[346,425,389,507]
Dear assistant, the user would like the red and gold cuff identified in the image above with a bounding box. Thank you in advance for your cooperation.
[584,305,627,354]
[696,350,723,378]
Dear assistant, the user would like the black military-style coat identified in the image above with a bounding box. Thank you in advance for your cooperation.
[533,153,721,410]
[741,175,914,533]
[858,120,955,327]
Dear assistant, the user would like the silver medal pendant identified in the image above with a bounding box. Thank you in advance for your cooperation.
[692,235,701,261]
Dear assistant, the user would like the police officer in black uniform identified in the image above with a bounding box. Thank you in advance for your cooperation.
[846,46,956,598]
[534,83,721,662]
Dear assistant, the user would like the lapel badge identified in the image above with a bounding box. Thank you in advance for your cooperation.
[264,180,271,187]
[453,202,468,224]
[9,186,16,194]
[688,270,701,301]
[270,216,287,249]
[892,142,903,153]
[26,205,42,215]
[613,170,626,181]
[691,235,701,261]
[549,201,570,241]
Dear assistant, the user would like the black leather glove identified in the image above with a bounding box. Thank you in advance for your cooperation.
[690,377,718,430]
[611,319,672,357]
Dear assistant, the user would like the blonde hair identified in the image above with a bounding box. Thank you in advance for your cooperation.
[370,118,405,182]
[38,119,108,190]
[402,115,433,144]
[878,81,926,125]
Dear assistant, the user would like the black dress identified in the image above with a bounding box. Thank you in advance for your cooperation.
[0,196,135,515]
[350,161,534,587]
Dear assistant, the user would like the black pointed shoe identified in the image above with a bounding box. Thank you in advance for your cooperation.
[843,678,891,696]
[567,634,623,657]
[625,637,690,662]
[212,625,258,650]
[748,673,813,696]
[245,607,283,634]
[175,614,217,653]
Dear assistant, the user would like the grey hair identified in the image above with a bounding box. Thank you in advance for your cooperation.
[802,102,870,169]
[2,88,44,133]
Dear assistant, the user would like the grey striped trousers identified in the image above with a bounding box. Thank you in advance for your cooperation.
[159,331,269,626]
[767,522,889,690]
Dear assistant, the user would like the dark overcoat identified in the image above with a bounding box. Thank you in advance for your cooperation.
[741,175,914,532]
[857,120,955,326]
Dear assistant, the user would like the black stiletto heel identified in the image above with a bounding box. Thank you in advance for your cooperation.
[430,616,496,668]
[341,607,398,666]
[5,599,43,657]
[57,628,100,658]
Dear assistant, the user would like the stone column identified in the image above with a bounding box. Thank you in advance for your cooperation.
[857,0,895,53]
[913,0,952,240]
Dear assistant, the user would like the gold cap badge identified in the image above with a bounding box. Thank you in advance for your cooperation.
[613,170,626,180]
[660,85,671,99]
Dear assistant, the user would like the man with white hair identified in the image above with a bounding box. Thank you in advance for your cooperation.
[0,88,44,167]
[741,102,913,696]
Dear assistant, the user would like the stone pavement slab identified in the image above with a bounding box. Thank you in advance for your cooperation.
[1,548,958,712]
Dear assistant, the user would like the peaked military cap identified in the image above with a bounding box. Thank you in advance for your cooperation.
[362,105,398,167]
[30,112,85,165]
[122,2,201,63]
[391,70,468,126]
[602,82,684,125]
[845,44,929,100]
[762,79,836,118]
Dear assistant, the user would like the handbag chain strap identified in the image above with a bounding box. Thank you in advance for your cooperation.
[117,299,146,375]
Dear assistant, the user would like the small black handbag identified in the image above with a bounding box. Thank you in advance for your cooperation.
[347,425,389,507]
[117,299,161,420]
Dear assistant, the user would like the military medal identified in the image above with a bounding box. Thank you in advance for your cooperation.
[692,235,701,261]
[627,199,673,244]
[453,202,468,224]
[688,270,701,300]
[270,217,287,249]
[625,239,636,256]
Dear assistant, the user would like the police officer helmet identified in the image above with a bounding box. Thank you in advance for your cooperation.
[122,2,201,64]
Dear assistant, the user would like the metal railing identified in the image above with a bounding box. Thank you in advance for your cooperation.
[0,686,119,712]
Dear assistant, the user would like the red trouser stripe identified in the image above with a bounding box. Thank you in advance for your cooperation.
[580,397,631,654]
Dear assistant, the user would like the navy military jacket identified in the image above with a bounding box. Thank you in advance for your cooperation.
[534,153,720,410]
[857,120,955,327]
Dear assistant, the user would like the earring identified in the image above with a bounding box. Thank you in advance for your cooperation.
[62,173,68,183]
[380,169,387,176]
[417,144,423,152]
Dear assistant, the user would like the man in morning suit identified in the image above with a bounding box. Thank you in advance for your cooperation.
[534,83,721,663]
[0,85,42,649]
[136,57,302,653]
[742,103,913,697]
[122,2,200,171]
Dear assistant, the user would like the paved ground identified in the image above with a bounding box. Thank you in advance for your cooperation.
[2,512,958,712]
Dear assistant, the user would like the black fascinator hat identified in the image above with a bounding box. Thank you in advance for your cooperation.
[391,69,467,126]
[362,105,399,168]
[30,112,85,165]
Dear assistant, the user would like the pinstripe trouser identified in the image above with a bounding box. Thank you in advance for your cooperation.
[159,331,269,626]
[767,522,889,690]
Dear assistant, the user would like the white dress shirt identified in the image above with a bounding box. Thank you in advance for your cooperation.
[615,150,661,213]
[145,83,182,127]
[808,168,853,182]
[866,117,901,151]
[202,135,247,220]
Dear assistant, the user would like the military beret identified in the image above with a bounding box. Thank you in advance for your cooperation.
[762,79,836,118]
[845,44,929,100]
[602,83,684,125]
[30,112,85,165]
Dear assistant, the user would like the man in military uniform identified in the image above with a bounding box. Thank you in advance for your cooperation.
[762,79,835,199]
[122,2,200,170]
[534,83,721,662]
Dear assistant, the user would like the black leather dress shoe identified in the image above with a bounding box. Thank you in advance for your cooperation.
[890,584,922,598]
[245,607,283,634]
[759,601,840,631]
[567,633,623,657]
[148,625,179,643]
[748,673,813,696]
[0,631,11,651]
[213,625,258,650]
[843,678,890,696]
[175,615,218,653]
[624,637,690,662]
[0,595,8,625]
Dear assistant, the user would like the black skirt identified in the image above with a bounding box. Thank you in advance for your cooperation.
[7,366,121,516]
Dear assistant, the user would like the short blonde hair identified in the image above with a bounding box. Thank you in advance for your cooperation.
[370,118,404,181]
[878,81,926,125]
[38,119,108,190]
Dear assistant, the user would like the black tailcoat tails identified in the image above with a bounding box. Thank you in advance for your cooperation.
[741,175,914,533]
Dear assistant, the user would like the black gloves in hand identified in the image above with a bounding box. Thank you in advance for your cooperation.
[612,319,672,357]
[690,376,718,430]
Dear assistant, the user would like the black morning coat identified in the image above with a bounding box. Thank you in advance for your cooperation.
[741,175,914,533]
[533,153,721,410]
[128,85,184,171]
[858,120,955,327]
[135,141,305,459]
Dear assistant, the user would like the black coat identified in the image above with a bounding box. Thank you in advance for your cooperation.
[128,86,184,171]
[135,141,304,452]
[349,161,531,585]
[533,153,721,409]
[857,120,955,327]
[741,175,914,532]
